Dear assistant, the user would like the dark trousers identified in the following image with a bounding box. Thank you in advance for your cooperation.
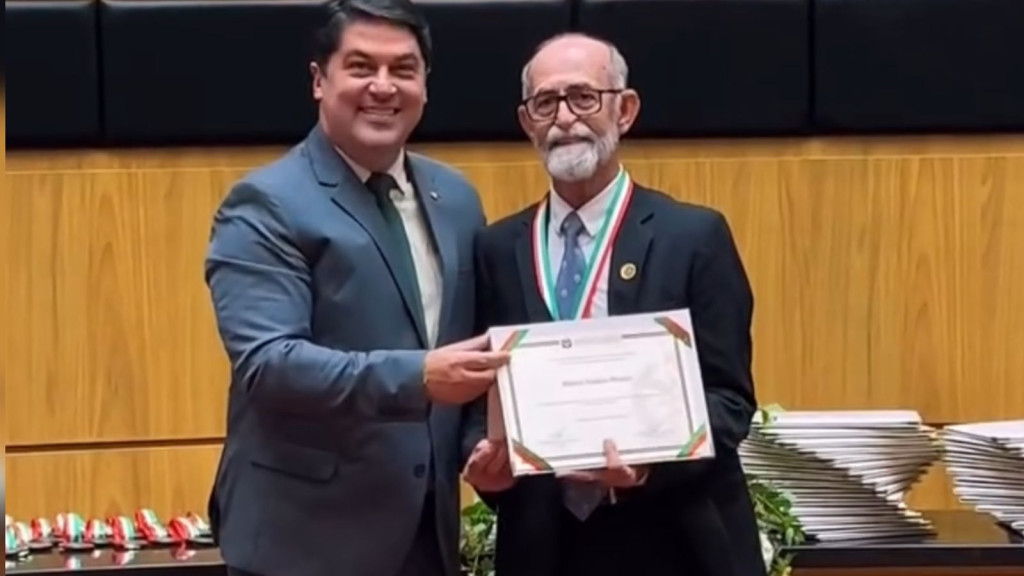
[226,493,444,576]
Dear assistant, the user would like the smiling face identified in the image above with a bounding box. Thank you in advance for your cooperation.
[519,35,640,182]
[311,18,427,165]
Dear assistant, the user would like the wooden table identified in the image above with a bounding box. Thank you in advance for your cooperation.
[7,511,1022,576]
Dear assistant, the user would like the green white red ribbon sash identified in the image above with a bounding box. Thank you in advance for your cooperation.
[169,517,197,541]
[135,509,159,529]
[4,511,213,551]
[532,167,633,320]
[55,514,69,537]
[6,527,19,552]
[85,519,111,542]
[186,512,211,536]
[32,518,53,541]
[60,514,86,542]
[12,523,32,544]
[109,516,138,543]
[135,509,172,542]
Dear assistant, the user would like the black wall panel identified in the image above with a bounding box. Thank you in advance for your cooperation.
[99,0,323,145]
[6,0,102,147]
[5,0,1023,148]
[815,0,1024,132]
[577,0,812,137]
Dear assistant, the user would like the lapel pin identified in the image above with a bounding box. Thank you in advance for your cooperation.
[620,263,637,281]
[429,191,439,201]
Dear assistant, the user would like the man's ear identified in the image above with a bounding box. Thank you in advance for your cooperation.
[310,61,324,101]
[616,89,641,135]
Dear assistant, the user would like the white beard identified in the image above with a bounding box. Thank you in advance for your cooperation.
[541,127,619,182]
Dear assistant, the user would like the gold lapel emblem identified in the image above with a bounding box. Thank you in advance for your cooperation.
[620,263,637,281]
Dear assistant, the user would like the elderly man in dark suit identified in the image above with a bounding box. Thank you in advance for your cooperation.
[203,2,507,576]
[463,33,766,576]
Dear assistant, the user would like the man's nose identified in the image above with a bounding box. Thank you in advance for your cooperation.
[553,99,577,130]
[368,70,398,96]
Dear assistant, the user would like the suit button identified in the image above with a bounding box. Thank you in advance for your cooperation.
[413,464,426,478]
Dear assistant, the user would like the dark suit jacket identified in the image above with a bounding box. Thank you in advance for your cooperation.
[204,125,485,576]
[473,185,766,576]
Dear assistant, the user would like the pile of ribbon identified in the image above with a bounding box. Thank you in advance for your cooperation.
[5,509,213,558]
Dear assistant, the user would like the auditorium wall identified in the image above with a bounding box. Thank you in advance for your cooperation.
[4,133,1024,520]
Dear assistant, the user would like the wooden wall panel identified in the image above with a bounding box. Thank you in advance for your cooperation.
[2,94,7,486]
[4,444,222,521]
[3,168,241,445]
[3,444,480,521]
[4,134,1024,517]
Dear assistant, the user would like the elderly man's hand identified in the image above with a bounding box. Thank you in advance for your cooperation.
[559,439,649,489]
[463,438,517,493]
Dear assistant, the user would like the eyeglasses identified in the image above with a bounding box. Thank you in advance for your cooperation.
[521,86,624,121]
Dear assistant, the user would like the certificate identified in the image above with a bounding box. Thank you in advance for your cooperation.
[487,309,714,476]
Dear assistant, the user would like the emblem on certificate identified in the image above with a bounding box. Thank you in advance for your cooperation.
[487,309,715,476]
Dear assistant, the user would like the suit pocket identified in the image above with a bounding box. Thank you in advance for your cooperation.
[250,439,338,482]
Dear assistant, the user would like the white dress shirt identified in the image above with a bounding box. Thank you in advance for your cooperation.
[546,175,620,319]
[337,148,444,348]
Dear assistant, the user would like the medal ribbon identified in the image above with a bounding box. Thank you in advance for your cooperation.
[85,519,110,542]
[6,527,19,552]
[169,517,197,541]
[532,167,634,320]
[65,514,86,542]
[110,516,138,543]
[186,513,211,536]
[32,518,53,540]
[136,509,158,527]
[136,509,158,536]
[55,513,70,537]
[136,509,170,541]
[13,523,32,544]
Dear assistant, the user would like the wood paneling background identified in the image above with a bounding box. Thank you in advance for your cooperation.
[4,134,1024,520]
[2,92,8,493]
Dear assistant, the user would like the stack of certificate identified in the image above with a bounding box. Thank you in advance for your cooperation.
[941,420,1024,536]
[740,410,941,542]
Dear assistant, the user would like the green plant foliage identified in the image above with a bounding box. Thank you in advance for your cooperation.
[459,500,496,576]
[749,477,805,576]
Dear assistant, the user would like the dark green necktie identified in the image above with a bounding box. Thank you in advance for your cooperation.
[367,176,433,485]
[365,172,425,327]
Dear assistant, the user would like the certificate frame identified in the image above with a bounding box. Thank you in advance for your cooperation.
[487,309,715,476]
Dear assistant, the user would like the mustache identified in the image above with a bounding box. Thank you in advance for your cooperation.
[543,126,598,150]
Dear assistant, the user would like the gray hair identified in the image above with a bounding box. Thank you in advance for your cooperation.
[520,34,629,100]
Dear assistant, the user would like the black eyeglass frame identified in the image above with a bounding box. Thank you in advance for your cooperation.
[520,86,625,122]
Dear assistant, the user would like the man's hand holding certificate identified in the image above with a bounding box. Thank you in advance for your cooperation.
[486,309,715,477]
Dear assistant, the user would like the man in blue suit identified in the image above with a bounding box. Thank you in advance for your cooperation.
[203,2,507,576]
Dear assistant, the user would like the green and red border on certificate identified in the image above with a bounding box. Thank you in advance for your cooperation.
[492,311,713,475]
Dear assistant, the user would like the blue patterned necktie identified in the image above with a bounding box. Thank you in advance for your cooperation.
[555,211,587,320]
[555,211,607,520]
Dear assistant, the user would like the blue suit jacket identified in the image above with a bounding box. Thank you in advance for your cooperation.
[204,125,486,576]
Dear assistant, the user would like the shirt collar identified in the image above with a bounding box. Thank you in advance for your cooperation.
[335,146,410,196]
[548,166,623,237]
